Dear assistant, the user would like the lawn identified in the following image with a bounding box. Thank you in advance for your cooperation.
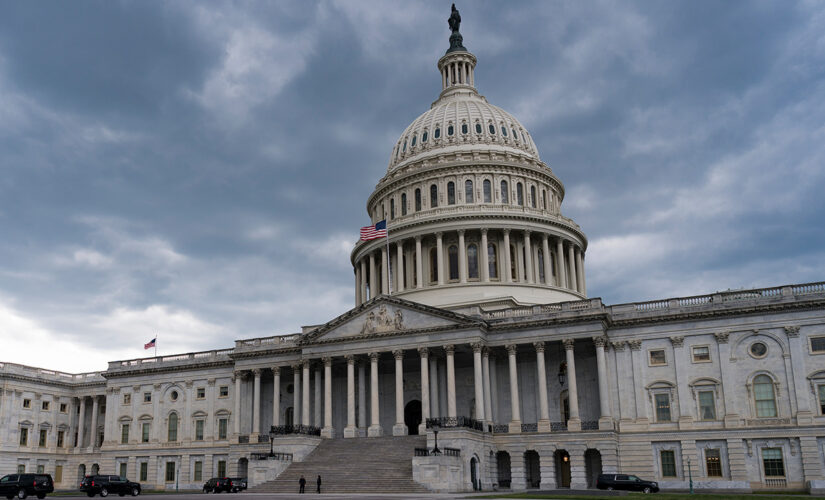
[471,493,822,500]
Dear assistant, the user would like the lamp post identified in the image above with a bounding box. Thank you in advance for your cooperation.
[687,458,693,494]
[268,427,276,457]
[557,361,566,386]
[431,423,441,456]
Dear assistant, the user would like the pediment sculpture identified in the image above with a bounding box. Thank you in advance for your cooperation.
[361,305,404,334]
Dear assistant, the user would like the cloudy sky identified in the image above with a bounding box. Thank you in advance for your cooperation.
[1,1,824,373]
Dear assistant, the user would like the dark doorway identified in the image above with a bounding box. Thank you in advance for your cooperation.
[555,450,571,488]
[584,449,602,488]
[525,450,540,488]
[237,458,248,478]
[404,400,422,435]
[470,456,480,491]
[496,451,511,488]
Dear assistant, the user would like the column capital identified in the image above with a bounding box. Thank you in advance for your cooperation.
[533,341,545,353]
[322,357,333,367]
[392,349,404,360]
[301,359,311,368]
[436,231,444,238]
[592,336,608,348]
[443,344,455,355]
[482,346,491,358]
[271,366,281,375]
[415,234,422,242]
[252,368,262,377]
[542,232,549,242]
[368,351,381,362]
[523,229,531,236]
[784,325,800,338]
[231,371,244,381]
[505,344,518,355]
[470,342,484,354]
[610,341,626,352]
[345,354,356,365]
[714,331,730,344]
[457,229,465,236]
[562,338,575,351]
[480,228,488,235]
[417,347,429,359]
[503,228,510,235]
[628,339,643,351]
[669,335,685,348]
[291,363,302,372]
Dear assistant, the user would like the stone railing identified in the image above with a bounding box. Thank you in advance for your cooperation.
[745,418,791,427]
[581,420,600,430]
[235,334,300,351]
[425,416,484,432]
[250,452,293,461]
[238,435,249,444]
[520,423,538,433]
[483,299,601,320]
[109,349,234,371]
[414,447,461,457]
[492,424,510,433]
[257,434,270,443]
[550,421,567,432]
[0,362,105,384]
[764,478,787,488]
[270,425,321,437]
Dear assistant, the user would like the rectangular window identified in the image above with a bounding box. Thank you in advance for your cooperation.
[141,423,150,443]
[57,430,64,448]
[692,346,711,362]
[39,429,47,447]
[123,394,131,405]
[705,449,722,477]
[819,385,825,415]
[219,386,228,397]
[59,403,67,413]
[36,465,44,474]
[17,465,25,474]
[217,461,226,477]
[55,465,63,483]
[655,393,672,422]
[196,388,205,399]
[19,427,28,446]
[121,424,130,444]
[195,420,204,441]
[649,349,667,366]
[119,463,127,478]
[762,448,785,477]
[139,463,148,482]
[143,392,151,403]
[42,401,50,411]
[698,391,716,420]
[660,450,677,477]
[194,462,203,481]
[218,419,228,440]
[810,336,825,353]
[23,399,31,409]
[165,462,175,482]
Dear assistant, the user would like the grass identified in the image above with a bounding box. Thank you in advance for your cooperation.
[471,494,824,500]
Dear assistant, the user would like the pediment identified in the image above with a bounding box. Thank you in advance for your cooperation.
[302,296,484,344]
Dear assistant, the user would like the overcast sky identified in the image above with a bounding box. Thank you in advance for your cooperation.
[1,1,824,373]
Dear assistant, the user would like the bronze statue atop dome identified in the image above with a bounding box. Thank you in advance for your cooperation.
[446,4,467,54]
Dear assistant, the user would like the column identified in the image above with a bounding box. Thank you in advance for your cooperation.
[321,357,334,438]
[396,241,404,292]
[458,230,467,283]
[272,367,281,427]
[357,361,367,435]
[480,229,490,282]
[567,244,578,292]
[252,369,261,435]
[367,352,383,436]
[524,231,534,283]
[444,345,457,418]
[542,235,552,286]
[503,230,512,282]
[786,326,814,424]
[471,343,485,422]
[302,361,311,426]
[355,265,361,306]
[369,252,376,300]
[489,352,499,423]
[670,336,693,428]
[593,336,612,430]
[506,344,521,433]
[360,260,367,302]
[415,236,423,289]
[429,357,440,418]
[555,238,566,288]
[575,248,585,294]
[436,232,444,285]
[233,372,242,435]
[344,356,357,438]
[77,397,86,448]
[314,365,322,428]
[482,349,493,426]
[418,348,430,434]
[534,342,551,432]
[563,338,581,431]
[579,253,587,294]
[392,350,407,435]
[629,340,649,425]
[381,246,388,294]
[292,364,302,426]
[90,396,99,448]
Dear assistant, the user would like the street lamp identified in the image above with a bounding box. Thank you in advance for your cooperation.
[431,423,441,456]
[557,361,567,386]
[688,458,693,494]
[268,427,276,457]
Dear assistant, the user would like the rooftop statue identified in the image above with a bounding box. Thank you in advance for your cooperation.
[448,4,461,33]
[446,4,467,53]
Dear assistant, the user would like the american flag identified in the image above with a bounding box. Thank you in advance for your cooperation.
[360,220,387,241]
[144,338,156,350]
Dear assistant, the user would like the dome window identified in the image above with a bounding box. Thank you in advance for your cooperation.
[517,182,524,206]
[390,198,396,220]
[401,193,407,216]
[521,131,527,142]
[422,131,428,143]
[530,186,537,207]
[434,127,441,139]
[512,128,518,140]
[488,123,496,134]
[500,180,509,204]
[430,184,438,208]
[461,123,468,134]
[467,244,479,279]
[501,126,507,137]
[411,134,417,147]
[447,181,456,205]
[475,122,482,134]
[465,180,474,203]
[448,245,459,281]
[415,189,422,212]
[483,179,492,203]
[448,124,454,136]
[402,140,407,152]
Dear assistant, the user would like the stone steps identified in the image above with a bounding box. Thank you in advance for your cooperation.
[250,435,430,493]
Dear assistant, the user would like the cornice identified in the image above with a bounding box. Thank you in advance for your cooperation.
[102,359,235,379]
[0,373,106,389]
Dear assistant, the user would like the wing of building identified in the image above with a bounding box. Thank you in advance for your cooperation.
[2,7,825,495]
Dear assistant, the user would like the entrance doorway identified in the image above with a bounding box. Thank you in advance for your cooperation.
[237,458,248,478]
[470,456,480,491]
[554,450,571,488]
[584,449,602,488]
[524,450,540,488]
[404,400,422,435]
[496,451,511,488]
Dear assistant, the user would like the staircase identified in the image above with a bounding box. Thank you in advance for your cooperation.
[250,435,430,494]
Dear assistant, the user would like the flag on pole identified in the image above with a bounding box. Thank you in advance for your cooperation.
[360,220,387,241]
[144,338,156,350]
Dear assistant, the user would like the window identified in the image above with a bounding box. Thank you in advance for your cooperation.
[698,391,716,420]
[512,128,518,140]
[390,198,395,219]
[810,337,825,353]
[57,430,64,448]
[542,190,547,210]
[402,139,406,152]
[194,461,203,481]
[123,394,131,405]
[141,423,150,443]
[119,463,127,478]
[218,418,228,440]
[143,392,151,403]
[488,123,496,134]
[422,131,428,143]
[762,448,784,477]
[467,244,478,279]
[516,183,524,205]
[36,465,44,474]
[465,180,474,203]
[217,461,226,478]
[430,184,438,208]
[401,194,407,216]
[17,465,25,474]
[22,399,31,409]
[488,244,498,279]
[649,349,667,366]
[530,185,536,207]
[655,393,671,422]
[139,463,148,482]
[195,420,204,441]
[19,427,28,446]
[447,182,455,205]
[753,375,777,417]
[168,413,178,442]
[818,384,825,415]
[692,346,711,362]
[121,424,129,444]
[196,387,205,399]
[660,450,676,477]
[414,189,421,212]
[750,342,768,358]
[538,248,545,283]
[39,429,47,447]
[41,401,50,411]
[59,403,67,413]
[429,248,438,283]
[411,134,417,146]
[448,245,459,281]
[510,245,517,282]
[501,125,507,136]
[170,390,178,402]
[461,123,468,134]
[165,462,175,482]
[55,465,63,483]
[447,124,454,136]
[500,181,509,204]
[483,180,491,203]
[705,449,722,477]
[434,127,440,139]
[219,386,228,397]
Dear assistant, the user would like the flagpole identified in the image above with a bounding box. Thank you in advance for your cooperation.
[386,221,392,295]
[155,331,158,358]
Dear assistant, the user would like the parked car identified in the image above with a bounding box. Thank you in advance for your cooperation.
[228,478,247,493]
[202,478,233,493]
[0,474,54,499]
[79,475,141,497]
[596,473,659,493]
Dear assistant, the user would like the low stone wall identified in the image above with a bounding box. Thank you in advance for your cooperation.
[413,455,464,493]
[249,459,291,487]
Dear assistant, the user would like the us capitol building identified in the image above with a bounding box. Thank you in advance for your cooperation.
[2,8,824,494]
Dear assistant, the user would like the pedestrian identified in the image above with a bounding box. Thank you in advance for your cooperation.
[299,475,306,494]
[316,475,322,494]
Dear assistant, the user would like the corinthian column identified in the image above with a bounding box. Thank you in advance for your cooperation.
[506,344,521,433]
[252,368,261,435]
[593,336,612,430]
[542,235,552,286]
[567,244,578,292]
[321,357,334,438]
[344,355,356,438]
[369,252,376,300]
[563,339,581,431]
[418,348,430,434]
[436,232,445,285]
[272,367,281,427]
[302,361,311,426]
[292,364,301,426]
[233,372,242,436]
[392,350,407,435]
[482,348,493,426]
[396,242,404,292]
[444,345,457,418]
[415,236,423,289]
[555,239,566,288]
[458,230,467,283]
[360,260,367,302]
[367,352,383,437]
[503,230,512,282]
[471,343,485,422]
[77,397,86,448]
[480,229,490,282]
[524,231,534,283]
[381,247,388,294]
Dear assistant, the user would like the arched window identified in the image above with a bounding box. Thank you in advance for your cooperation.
[461,123,468,134]
[167,413,178,442]
[488,243,498,278]
[429,248,438,283]
[467,244,478,279]
[530,186,537,208]
[390,198,395,220]
[465,180,474,203]
[415,189,422,212]
[411,134,417,147]
[542,189,547,210]
[483,180,492,203]
[488,123,496,134]
[448,124,454,136]
[402,140,407,152]
[753,375,777,417]
[538,248,545,283]
[430,184,438,208]
[401,193,407,216]
[422,131,428,143]
[501,181,509,204]
[284,407,294,426]
[475,122,482,134]
[434,127,441,139]
[517,183,524,206]
[501,125,507,137]
[510,245,517,282]
[512,128,518,140]
[447,182,455,205]
[448,245,459,280]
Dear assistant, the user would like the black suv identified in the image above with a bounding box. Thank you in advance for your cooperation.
[202,478,233,493]
[79,475,141,497]
[0,474,54,499]
[596,473,659,493]
[228,478,247,492]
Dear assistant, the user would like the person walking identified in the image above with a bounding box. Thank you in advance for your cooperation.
[298,475,306,494]
[316,475,322,494]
